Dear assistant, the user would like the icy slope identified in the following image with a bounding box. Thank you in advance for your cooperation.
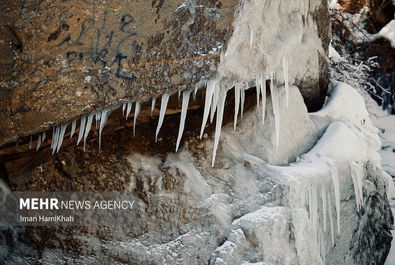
[35,82,394,265]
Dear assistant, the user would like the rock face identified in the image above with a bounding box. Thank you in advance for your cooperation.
[0,0,330,147]
[3,1,389,265]
[1,83,393,264]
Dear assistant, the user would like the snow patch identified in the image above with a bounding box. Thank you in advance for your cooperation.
[378,20,395,48]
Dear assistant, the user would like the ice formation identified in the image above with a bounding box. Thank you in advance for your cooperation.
[36,134,42,151]
[270,74,280,149]
[56,123,68,153]
[133,102,141,136]
[233,83,241,130]
[151,96,156,116]
[240,86,245,118]
[99,108,113,148]
[24,71,290,163]
[95,111,101,128]
[126,101,133,120]
[255,76,260,107]
[83,114,94,150]
[122,102,126,115]
[200,81,215,139]
[350,161,364,211]
[260,74,267,123]
[155,93,170,142]
[283,54,290,108]
[70,119,76,139]
[212,86,228,167]
[210,82,220,123]
[176,90,191,152]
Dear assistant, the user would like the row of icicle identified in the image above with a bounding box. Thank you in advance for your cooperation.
[300,160,365,262]
[26,54,291,166]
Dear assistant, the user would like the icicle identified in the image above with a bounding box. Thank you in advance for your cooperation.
[178,89,181,100]
[151,96,156,116]
[193,86,198,101]
[133,101,141,137]
[99,108,112,148]
[311,183,318,243]
[56,123,68,153]
[83,114,94,150]
[122,103,126,115]
[350,161,364,211]
[95,112,101,128]
[42,132,46,142]
[283,53,290,109]
[240,86,245,118]
[126,101,133,120]
[329,164,341,234]
[210,82,220,123]
[327,190,335,246]
[77,116,86,145]
[212,86,227,167]
[270,73,280,149]
[36,135,42,151]
[29,136,32,149]
[70,119,77,139]
[234,84,241,130]
[249,26,254,50]
[176,90,191,152]
[155,93,170,142]
[51,127,55,150]
[322,184,327,232]
[200,81,215,139]
[260,73,267,124]
[320,229,326,264]
[51,126,60,154]
[255,74,260,107]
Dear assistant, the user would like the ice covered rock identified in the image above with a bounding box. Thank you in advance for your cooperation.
[7,81,392,265]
